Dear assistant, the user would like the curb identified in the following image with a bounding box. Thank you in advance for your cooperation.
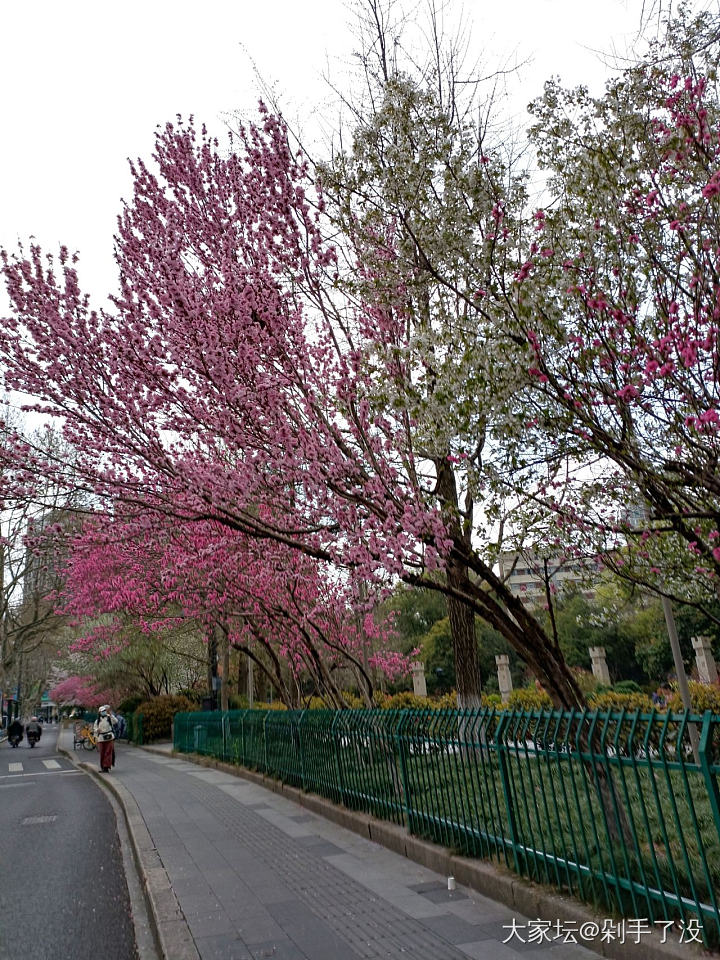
[58,737,199,960]
[147,745,712,960]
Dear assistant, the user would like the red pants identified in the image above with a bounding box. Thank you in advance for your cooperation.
[99,739,115,771]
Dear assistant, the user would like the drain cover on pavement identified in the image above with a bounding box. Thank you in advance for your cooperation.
[21,815,57,825]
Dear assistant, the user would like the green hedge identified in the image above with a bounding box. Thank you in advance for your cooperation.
[135,694,198,741]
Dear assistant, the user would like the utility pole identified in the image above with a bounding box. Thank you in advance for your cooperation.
[247,657,254,709]
[207,629,218,710]
[644,503,699,763]
[661,595,700,763]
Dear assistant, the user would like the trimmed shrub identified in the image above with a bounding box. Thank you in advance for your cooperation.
[481,692,503,708]
[434,691,459,709]
[571,667,601,696]
[136,694,198,741]
[116,694,144,715]
[305,692,365,710]
[667,680,720,714]
[341,692,365,709]
[383,691,436,710]
[176,687,204,705]
[589,690,653,712]
[506,687,553,710]
[305,696,328,710]
[612,680,643,694]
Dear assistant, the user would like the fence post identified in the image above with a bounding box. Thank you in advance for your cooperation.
[263,711,269,773]
[222,711,228,762]
[394,711,412,830]
[495,710,521,874]
[239,710,245,765]
[297,710,307,791]
[331,712,346,805]
[698,711,720,849]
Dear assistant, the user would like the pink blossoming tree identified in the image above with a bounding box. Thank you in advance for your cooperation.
[49,674,117,710]
[5,31,609,707]
[59,508,407,708]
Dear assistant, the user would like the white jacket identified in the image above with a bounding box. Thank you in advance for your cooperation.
[94,715,115,741]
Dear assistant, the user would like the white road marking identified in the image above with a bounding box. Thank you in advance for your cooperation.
[0,769,80,780]
[8,762,23,772]
[42,759,61,769]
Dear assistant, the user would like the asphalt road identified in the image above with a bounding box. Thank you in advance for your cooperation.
[0,728,138,960]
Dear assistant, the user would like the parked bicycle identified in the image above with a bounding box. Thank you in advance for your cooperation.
[73,722,97,751]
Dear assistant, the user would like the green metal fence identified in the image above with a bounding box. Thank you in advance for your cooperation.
[127,712,144,745]
[174,707,720,942]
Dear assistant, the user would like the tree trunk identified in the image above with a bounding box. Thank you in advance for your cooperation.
[207,629,218,709]
[237,652,248,702]
[219,625,230,712]
[435,459,482,707]
[446,557,481,707]
[247,656,255,707]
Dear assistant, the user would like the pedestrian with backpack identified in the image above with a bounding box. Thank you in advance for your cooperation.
[93,705,116,772]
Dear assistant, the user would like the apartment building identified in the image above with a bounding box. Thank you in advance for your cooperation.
[499,550,600,606]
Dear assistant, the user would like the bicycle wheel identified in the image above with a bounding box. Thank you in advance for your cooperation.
[83,737,96,751]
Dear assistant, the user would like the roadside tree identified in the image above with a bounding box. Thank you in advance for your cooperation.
[0,99,586,706]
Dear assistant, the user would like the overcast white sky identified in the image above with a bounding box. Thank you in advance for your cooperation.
[0,1,653,305]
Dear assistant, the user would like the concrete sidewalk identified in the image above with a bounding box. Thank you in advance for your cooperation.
[61,729,595,960]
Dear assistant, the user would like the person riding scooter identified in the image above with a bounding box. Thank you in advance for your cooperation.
[7,718,24,747]
[26,717,42,747]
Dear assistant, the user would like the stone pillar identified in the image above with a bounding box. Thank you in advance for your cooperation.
[411,661,427,697]
[692,635,718,685]
[589,646,611,685]
[495,654,513,703]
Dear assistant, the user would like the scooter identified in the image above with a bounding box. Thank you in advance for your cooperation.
[8,732,23,748]
[27,731,40,748]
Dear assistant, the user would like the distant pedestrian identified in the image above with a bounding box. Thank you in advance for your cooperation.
[115,713,127,739]
[94,705,116,772]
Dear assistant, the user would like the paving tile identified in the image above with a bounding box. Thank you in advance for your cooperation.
[447,901,511,926]
[200,866,238,885]
[254,809,315,838]
[170,876,214,899]
[214,888,263,916]
[409,881,447,893]
[246,883,297,906]
[503,937,560,952]
[249,940,309,960]
[382,892,451,919]
[267,899,363,960]
[217,784,263,803]
[162,862,200,881]
[113,746,583,960]
[419,913,498,944]
[421,887,470,904]
[292,837,347,857]
[544,945,596,959]
[185,907,238,939]
[234,916,289,945]
[457,941,526,960]
[193,932,252,960]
